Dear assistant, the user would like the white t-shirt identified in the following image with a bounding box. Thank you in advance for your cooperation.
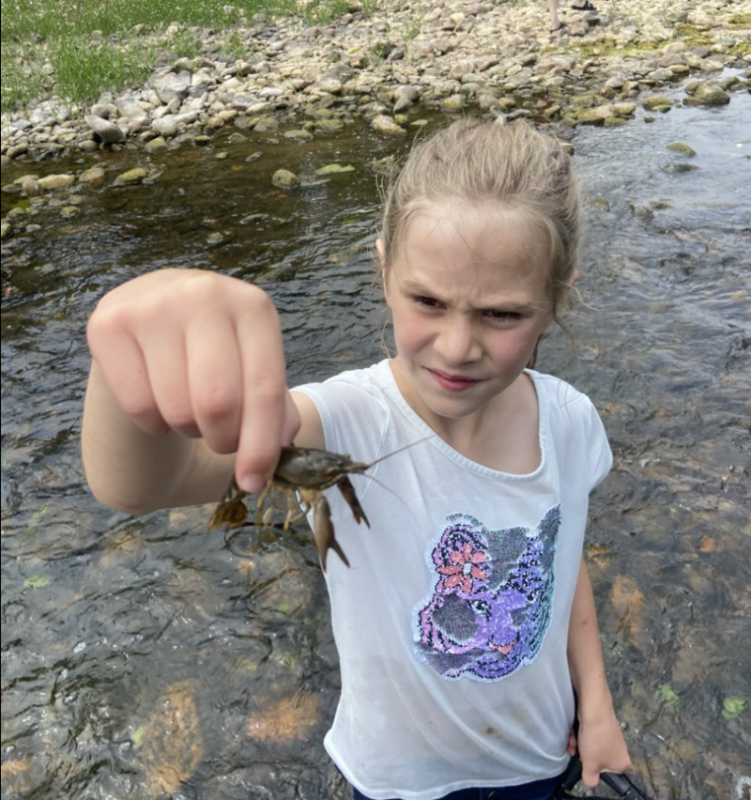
[294,360,613,800]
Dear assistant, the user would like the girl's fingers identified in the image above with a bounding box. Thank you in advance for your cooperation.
[235,296,288,489]
[567,731,577,755]
[186,312,243,454]
[88,321,170,436]
[141,327,201,439]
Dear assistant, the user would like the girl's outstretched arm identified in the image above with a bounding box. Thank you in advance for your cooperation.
[567,557,631,786]
[81,269,313,514]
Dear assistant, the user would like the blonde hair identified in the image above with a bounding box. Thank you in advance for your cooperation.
[380,118,582,365]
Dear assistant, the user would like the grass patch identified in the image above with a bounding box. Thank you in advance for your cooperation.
[51,39,156,104]
[1,0,381,114]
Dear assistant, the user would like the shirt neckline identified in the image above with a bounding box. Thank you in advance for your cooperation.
[376,359,549,482]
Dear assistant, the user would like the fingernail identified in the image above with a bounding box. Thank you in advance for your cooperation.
[240,474,265,493]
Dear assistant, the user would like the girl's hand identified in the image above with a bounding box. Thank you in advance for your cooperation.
[570,708,631,787]
[86,268,300,491]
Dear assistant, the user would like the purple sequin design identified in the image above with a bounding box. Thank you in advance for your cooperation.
[412,506,560,681]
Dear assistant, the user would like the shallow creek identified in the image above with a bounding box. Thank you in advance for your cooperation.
[1,83,749,800]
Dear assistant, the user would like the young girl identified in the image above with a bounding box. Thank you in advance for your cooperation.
[82,119,630,800]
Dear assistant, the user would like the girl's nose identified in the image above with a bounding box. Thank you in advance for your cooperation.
[434,317,481,364]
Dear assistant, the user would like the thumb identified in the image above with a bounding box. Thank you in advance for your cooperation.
[581,762,601,788]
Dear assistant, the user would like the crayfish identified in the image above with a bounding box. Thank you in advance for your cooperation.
[209,446,373,571]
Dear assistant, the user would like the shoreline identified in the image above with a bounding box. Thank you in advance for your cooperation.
[1,0,749,166]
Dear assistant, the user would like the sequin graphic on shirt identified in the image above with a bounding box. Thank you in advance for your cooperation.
[412,506,560,681]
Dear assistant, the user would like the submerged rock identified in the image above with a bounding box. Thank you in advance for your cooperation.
[272,169,300,189]
[684,82,731,107]
[114,168,148,186]
[668,142,697,157]
[38,174,76,191]
[643,95,673,112]
[78,167,106,186]
[371,114,406,136]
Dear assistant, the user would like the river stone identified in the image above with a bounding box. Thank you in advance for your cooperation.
[20,176,42,196]
[254,116,279,132]
[610,102,636,118]
[114,168,148,186]
[0,222,10,240]
[60,206,80,218]
[671,163,700,173]
[152,116,178,137]
[154,71,192,103]
[642,95,673,112]
[284,129,314,141]
[315,119,344,132]
[79,140,99,153]
[316,78,343,94]
[668,142,696,157]
[139,681,203,797]
[39,174,76,191]
[79,167,106,186]
[371,114,406,136]
[272,169,300,189]
[685,82,730,107]
[145,136,169,153]
[0,156,11,169]
[393,85,420,113]
[85,115,125,143]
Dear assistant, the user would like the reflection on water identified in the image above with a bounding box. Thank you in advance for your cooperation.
[2,82,749,799]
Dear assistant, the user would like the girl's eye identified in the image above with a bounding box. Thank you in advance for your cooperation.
[412,295,443,309]
[485,310,521,322]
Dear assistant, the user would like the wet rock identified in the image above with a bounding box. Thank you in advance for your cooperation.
[668,142,696,157]
[0,222,11,240]
[684,82,731,107]
[272,169,300,189]
[60,206,80,219]
[671,163,700,173]
[19,175,42,196]
[145,136,169,153]
[79,140,98,153]
[247,693,320,742]
[642,94,673,112]
[139,681,203,797]
[371,114,406,136]
[393,85,420,113]
[284,129,314,141]
[38,174,76,191]
[78,167,106,186]
[85,115,125,143]
[441,94,466,113]
[114,167,148,186]
[1,156,11,169]
[254,116,280,132]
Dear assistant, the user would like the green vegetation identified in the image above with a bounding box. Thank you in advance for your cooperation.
[721,696,747,720]
[1,0,380,113]
[657,683,681,707]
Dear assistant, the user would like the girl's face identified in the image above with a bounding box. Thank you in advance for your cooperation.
[380,201,554,429]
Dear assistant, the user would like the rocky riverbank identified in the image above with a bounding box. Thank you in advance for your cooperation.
[1,0,749,169]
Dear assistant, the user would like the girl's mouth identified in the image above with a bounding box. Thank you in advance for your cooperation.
[426,368,482,393]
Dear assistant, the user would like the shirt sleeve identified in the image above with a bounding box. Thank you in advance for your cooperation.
[585,399,613,491]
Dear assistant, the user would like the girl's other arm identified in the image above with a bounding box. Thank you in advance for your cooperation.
[567,557,631,786]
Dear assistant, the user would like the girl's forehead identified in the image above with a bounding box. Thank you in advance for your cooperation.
[394,201,550,285]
